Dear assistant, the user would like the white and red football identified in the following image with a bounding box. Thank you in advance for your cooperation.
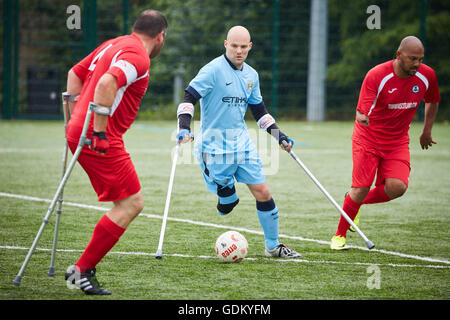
[215,231,248,263]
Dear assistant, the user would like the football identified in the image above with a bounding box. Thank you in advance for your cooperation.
[215,231,248,263]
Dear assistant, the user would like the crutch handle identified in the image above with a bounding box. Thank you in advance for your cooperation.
[176,132,195,145]
[281,140,293,151]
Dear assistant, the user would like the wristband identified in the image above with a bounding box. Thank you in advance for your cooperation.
[177,102,195,117]
[92,131,107,140]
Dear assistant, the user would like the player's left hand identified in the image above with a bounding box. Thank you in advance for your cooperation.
[419,131,437,150]
[176,129,194,144]
[279,135,294,152]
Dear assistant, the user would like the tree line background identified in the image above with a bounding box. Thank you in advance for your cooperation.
[1,0,449,120]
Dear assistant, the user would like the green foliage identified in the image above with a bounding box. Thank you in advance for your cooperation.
[327,0,450,120]
[4,0,449,120]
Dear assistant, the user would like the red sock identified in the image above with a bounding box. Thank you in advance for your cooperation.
[363,184,391,204]
[335,194,362,238]
[76,214,125,273]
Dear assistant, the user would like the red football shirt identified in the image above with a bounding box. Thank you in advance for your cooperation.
[353,60,440,148]
[67,33,150,148]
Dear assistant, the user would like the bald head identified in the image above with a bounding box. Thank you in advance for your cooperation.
[394,36,424,77]
[397,36,424,54]
[224,26,253,70]
[227,26,251,43]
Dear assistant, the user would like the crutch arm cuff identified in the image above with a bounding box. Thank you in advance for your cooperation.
[62,92,80,102]
[89,102,112,116]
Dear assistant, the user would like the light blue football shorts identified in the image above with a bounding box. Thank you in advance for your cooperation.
[196,150,266,194]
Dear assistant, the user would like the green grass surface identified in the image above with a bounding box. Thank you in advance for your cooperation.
[0,120,449,302]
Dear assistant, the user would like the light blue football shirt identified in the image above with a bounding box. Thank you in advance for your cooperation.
[188,54,263,156]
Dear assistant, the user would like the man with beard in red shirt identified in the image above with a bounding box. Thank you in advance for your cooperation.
[331,36,441,250]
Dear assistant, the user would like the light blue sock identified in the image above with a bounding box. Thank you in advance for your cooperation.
[256,199,280,250]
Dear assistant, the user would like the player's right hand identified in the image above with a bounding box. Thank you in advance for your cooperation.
[176,129,193,144]
[90,131,109,155]
[279,135,294,152]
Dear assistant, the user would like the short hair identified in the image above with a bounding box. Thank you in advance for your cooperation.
[132,10,168,38]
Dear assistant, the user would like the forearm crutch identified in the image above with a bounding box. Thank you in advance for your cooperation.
[47,92,74,277]
[281,141,375,250]
[13,101,110,286]
[155,143,180,259]
[155,132,194,259]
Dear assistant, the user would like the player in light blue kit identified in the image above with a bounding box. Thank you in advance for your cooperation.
[176,26,301,258]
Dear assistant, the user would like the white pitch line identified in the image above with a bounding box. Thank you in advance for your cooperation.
[1,245,449,269]
[1,191,449,265]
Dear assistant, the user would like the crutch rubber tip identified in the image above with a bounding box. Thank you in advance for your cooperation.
[366,240,375,250]
[12,276,22,286]
[48,267,55,277]
[155,250,163,259]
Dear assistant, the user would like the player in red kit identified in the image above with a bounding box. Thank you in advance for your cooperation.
[331,36,440,250]
[63,10,167,294]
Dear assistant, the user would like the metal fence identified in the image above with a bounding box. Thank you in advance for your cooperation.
[1,0,449,120]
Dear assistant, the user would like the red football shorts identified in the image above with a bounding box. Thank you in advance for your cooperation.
[68,141,141,202]
[351,139,411,188]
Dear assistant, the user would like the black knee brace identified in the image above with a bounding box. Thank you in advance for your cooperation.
[216,184,239,215]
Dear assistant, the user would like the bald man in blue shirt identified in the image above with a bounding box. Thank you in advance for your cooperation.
[177,26,301,258]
